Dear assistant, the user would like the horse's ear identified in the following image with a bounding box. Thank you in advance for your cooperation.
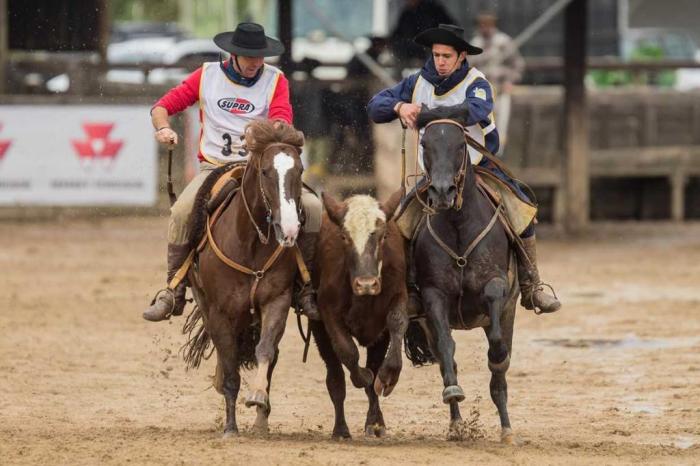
[243,124,255,147]
[446,103,470,127]
[322,192,347,226]
[380,186,405,220]
[415,103,432,129]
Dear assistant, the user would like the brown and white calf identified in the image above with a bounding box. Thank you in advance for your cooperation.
[310,189,408,439]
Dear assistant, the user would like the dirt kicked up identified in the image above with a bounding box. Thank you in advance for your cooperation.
[1,217,699,465]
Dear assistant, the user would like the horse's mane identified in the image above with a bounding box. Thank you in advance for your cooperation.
[244,120,304,155]
[415,103,470,129]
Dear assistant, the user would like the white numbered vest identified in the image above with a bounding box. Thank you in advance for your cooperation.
[199,62,282,165]
[412,66,496,169]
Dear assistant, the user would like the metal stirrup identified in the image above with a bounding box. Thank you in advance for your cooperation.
[149,287,176,319]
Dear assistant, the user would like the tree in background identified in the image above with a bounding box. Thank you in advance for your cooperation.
[111,0,270,38]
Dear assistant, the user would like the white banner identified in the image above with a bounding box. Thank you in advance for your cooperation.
[0,105,156,206]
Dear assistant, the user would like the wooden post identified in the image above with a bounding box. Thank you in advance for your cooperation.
[277,0,293,74]
[670,169,686,222]
[179,0,194,34]
[96,0,110,63]
[0,0,8,95]
[563,0,589,232]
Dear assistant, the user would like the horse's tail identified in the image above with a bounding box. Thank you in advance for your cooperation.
[404,318,437,366]
[236,323,260,371]
[181,305,213,370]
[181,306,259,392]
[212,323,260,393]
[181,306,260,371]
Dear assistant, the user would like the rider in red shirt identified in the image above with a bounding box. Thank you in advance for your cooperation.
[143,23,321,322]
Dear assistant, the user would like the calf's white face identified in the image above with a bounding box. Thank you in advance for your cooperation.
[326,194,387,296]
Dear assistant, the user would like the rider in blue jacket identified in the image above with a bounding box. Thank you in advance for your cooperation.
[368,24,561,315]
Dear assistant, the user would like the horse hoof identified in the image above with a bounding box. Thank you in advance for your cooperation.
[251,423,269,434]
[331,429,352,440]
[350,367,374,389]
[245,390,269,409]
[365,423,386,438]
[446,420,467,442]
[373,377,385,396]
[501,428,519,445]
[374,377,397,397]
[222,429,239,439]
[442,385,465,404]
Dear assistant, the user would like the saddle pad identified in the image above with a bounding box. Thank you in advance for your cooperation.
[395,176,537,240]
[210,163,245,200]
[395,196,423,240]
[476,169,537,236]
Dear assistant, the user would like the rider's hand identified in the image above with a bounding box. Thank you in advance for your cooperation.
[397,103,421,129]
[155,127,178,145]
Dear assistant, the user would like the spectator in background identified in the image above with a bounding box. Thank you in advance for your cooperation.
[470,11,524,154]
[390,0,456,69]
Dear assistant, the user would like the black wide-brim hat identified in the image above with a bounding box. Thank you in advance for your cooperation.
[214,22,285,57]
[414,24,482,55]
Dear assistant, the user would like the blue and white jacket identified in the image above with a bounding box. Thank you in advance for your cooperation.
[367,57,500,161]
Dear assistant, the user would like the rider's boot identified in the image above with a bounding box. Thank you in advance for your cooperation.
[295,232,321,321]
[517,235,561,314]
[143,243,190,322]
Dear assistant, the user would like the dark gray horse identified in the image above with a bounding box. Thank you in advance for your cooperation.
[408,103,520,443]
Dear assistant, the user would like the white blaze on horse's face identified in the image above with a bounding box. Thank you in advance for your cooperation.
[273,152,300,247]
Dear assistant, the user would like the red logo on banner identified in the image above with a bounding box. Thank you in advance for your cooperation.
[71,123,123,162]
[0,123,11,160]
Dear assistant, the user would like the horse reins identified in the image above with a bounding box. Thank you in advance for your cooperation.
[239,143,305,245]
[240,146,278,245]
[411,119,470,215]
[166,144,177,207]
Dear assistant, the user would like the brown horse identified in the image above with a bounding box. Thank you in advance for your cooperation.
[310,189,407,439]
[187,120,305,437]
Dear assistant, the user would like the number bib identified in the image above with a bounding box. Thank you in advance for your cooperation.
[412,66,496,169]
[198,62,282,165]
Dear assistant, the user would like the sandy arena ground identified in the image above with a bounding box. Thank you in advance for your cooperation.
[1,217,699,465]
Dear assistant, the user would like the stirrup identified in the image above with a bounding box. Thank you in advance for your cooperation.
[296,284,320,320]
[528,282,559,315]
[149,287,176,320]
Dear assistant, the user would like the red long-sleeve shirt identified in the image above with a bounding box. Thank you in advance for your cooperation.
[153,64,293,161]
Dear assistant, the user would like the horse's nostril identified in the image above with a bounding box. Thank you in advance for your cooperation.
[447,185,457,197]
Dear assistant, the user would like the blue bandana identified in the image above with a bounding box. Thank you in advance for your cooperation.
[420,56,470,96]
[219,56,263,87]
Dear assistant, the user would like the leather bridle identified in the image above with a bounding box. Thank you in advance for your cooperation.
[415,118,470,213]
[240,142,303,244]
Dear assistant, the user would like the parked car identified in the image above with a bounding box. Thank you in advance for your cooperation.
[110,21,189,43]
